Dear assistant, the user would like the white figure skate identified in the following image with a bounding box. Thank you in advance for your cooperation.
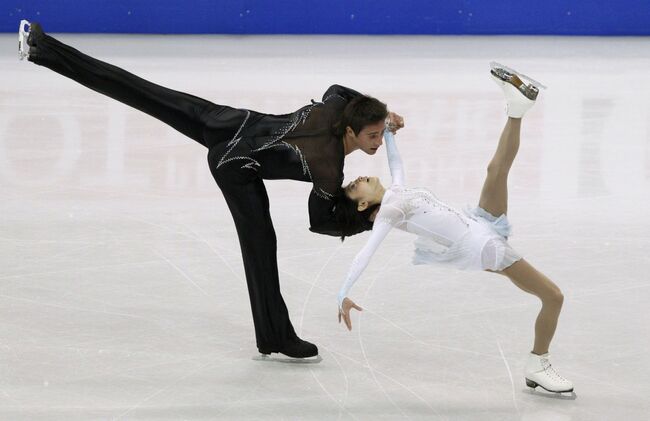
[490,62,546,118]
[18,19,31,60]
[525,352,574,393]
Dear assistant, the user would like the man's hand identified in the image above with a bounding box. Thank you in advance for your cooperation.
[338,297,363,331]
[387,112,405,133]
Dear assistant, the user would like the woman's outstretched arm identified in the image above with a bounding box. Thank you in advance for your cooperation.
[337,218,395,330]
[337,219,393,308]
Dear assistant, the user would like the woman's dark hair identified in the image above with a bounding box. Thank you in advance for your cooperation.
[332,187,379,241]
[334,96,388,138]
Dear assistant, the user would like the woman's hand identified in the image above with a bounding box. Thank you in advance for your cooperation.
[338,297,363,331]
[387,112,405,133]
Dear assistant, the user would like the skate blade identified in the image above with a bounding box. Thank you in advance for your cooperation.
[253,353,323,364]
[18,19,30,60]
[526,378,574,394]
[490,61,547,90]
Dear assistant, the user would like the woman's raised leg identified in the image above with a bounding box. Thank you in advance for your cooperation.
[478,64,541,217]
[478,116,522,217]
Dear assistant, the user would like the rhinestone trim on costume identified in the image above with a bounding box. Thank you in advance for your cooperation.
[312,187,335,200]
[253,94,344,198]
[401,188,470,227]
[251,93,344,155]
[216,110,261,171]
[215,94,345,193]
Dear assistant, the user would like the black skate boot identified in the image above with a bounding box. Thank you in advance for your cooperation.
[27,22,44,47]
[18,20,45,61]
[255,337,322,364]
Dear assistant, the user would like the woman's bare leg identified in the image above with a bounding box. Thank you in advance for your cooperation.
[478,116,522,216]
[498,259,564,354]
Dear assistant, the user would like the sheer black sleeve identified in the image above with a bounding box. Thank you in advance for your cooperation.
[321,84,363,102]
[308,190,342,236]
[302,84,365,237]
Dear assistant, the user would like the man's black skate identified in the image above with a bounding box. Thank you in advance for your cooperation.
[26,22,44,47]
[18,20,45,61]
[255,337,322,364]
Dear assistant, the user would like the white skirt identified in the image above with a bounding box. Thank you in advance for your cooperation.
[412,206,522,271]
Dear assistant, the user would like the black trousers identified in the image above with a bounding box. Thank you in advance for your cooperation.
[30,33,298,351]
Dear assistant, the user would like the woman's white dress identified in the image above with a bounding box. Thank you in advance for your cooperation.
[337,132,522,307]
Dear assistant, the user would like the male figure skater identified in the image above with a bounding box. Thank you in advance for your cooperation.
[18,21,404,361]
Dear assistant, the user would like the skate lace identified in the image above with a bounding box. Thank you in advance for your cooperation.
[540,357,569,384]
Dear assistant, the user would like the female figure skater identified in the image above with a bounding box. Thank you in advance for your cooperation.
[335,64,573,393]
[17,21,403,362]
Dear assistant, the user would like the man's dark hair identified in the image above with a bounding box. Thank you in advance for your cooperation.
[334,96,388,138]
[332,187,379,241]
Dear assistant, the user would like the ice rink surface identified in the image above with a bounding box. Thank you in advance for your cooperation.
[1,33,649,420]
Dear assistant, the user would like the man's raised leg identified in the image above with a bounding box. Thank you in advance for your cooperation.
[22,21,223,147]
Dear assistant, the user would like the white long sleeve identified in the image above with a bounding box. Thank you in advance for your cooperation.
[337,218,394,308]
[337,132,407,307]
[384,131,405,187]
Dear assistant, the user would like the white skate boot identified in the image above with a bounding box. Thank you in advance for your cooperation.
[18,20,31,60]
[525,352,574,393]
[490,62,545,118]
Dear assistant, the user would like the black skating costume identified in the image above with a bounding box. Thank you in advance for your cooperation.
[26,24,369,357]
